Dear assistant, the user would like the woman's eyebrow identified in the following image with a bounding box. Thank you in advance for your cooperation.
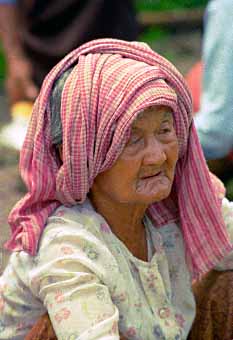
[162,112,173,121]
[131,126,141,133]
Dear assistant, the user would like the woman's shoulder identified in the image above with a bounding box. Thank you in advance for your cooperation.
[45,199,105,239]
[32,202,119,292]
[38,199,116,265]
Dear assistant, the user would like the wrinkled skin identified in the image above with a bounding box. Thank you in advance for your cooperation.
[91,105,179,206]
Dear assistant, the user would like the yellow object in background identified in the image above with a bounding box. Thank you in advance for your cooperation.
[0,101,33,150]
[11,101,33,120]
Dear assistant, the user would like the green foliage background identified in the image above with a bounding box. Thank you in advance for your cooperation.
[135,0,208,11]
[0,44,6,85]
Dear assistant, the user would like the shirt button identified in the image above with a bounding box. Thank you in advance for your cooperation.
[158,307,170,319]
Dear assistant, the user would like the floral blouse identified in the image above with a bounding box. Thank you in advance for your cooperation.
[0,198,233,340]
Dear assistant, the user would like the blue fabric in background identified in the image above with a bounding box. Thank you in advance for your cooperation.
[194,0,233,159]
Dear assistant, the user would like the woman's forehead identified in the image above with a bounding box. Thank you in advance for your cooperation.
[132,105,173,128]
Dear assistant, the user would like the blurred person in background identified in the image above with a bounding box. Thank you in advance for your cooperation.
[0,0,138,105]
[187,0,233,178]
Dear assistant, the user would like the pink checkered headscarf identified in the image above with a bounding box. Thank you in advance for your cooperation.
[5,39,232,278]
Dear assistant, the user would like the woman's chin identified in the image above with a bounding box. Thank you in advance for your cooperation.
[142,191,171,204]
[135,180,172,203]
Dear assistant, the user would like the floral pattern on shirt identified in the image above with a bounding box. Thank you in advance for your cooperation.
[0,197,233,339]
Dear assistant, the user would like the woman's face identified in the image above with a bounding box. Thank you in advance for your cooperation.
[92,106,179,206]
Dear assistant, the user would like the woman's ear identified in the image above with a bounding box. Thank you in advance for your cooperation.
[58,145,63,161]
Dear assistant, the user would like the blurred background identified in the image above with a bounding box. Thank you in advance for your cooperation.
[2,0,230,272]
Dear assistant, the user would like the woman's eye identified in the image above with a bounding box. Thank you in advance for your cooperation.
[159,124,173,135]
[160,128,172,134]
[128,135,142,145]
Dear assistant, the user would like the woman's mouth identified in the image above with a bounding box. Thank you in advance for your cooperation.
[141,171,162,180]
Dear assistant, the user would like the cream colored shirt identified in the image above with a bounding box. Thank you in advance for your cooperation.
[0,198,233,340]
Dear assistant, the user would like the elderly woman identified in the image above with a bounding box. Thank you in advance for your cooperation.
[0,39,233,340]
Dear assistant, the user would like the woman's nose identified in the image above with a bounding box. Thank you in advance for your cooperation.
[142,136,167,166]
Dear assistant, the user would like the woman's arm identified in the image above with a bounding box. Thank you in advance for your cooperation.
[31,216,121,339]
[0,254,46,339]
[25,313,128,340]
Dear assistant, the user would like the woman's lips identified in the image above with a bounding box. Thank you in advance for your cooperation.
[140,171,162,179]
[136,171,170,195]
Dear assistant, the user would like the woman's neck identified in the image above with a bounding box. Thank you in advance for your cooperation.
[89,191,148,244]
